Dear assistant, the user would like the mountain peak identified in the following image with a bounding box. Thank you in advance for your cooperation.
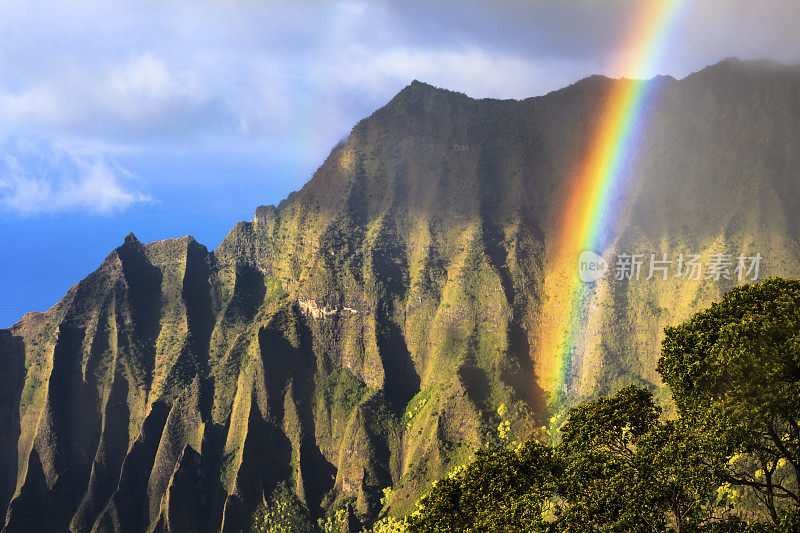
[715,56,790,69]
[406,79,441,92]
[389,79,471,105]
[688,57,798,82]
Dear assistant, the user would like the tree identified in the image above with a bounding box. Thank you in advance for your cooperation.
[556,385,721,532]
[406,386,724,532]
[250,482,317,533]
[404,278,800,531]
[658,278,800,523]
[406,441,561,532]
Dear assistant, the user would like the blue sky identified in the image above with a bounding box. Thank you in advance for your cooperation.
[2,0,799,328]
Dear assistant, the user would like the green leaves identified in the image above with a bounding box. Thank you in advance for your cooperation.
[406,442,560,532]
[560,384,660,456]
[658,277,800,520]
[391,279,800,531]
[250,482,317,533]
[407,386,722,532]
[556,387,721,533]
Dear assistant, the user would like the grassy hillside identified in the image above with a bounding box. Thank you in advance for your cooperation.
[1,58,798,531]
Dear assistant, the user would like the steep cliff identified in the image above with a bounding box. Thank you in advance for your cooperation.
[2,58,799,531]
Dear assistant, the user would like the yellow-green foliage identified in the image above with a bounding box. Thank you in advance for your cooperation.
[366,516,408,533]
[316,367,371,426]
[250,483,316,533]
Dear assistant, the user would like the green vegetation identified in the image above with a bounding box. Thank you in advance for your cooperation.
[397,278,800,532]
[407,441,558,532]
[250,483,317,533]
[4,60,800,531]
[659,277,800,523]
[316,367,372,426]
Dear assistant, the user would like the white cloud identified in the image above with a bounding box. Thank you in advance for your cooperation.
[0,0,797,218]
[0,0,798,142]
[0,141,150,215]
[1,0,797,153]
[0,51,229,142]
[108,54,193,100]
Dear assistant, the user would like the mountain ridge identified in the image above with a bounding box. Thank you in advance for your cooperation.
[2,58,799,531]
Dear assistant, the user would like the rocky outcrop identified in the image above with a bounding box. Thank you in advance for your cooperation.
[2,59,800,531]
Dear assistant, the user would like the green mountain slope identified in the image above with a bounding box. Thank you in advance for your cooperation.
[1,58,799,531]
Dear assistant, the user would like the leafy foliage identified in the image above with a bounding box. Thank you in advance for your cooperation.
[250,483,317,533]
[659,277,800,521]
[405,278,800,532]
[406,441,560,532]
[406,386,740,532]
[556,386,721,532]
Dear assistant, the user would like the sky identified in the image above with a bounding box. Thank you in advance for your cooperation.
[1,0,799,328]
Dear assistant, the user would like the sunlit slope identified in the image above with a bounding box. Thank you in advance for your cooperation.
[1,58,798,531]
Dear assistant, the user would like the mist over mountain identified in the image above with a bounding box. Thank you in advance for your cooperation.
[1,58,799,531]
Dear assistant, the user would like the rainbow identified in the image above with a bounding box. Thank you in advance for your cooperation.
[537,0,689,409]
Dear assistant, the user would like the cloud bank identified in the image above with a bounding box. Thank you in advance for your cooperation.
[0,0,798,215]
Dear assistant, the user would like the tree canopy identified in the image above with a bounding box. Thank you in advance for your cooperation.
[659,277,800,521]
[401,278,800,532]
